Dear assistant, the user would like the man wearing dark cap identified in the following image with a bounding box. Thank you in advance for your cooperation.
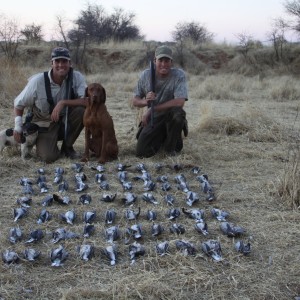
[13,47,87,162]
[132,45,188,157]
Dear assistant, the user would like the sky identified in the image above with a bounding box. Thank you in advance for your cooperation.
[0,0,295,44]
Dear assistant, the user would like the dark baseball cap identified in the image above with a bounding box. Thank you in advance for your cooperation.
[155,45,173,60]
[51,47,71,61]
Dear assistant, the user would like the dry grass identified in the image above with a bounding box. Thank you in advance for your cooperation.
[0,44,299,300]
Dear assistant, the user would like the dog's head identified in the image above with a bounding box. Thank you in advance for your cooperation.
[22,122,39,137]
[85,83,106,105]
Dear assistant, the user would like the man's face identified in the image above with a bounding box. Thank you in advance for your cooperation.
[52,58,71,78]
[155,57,172,77]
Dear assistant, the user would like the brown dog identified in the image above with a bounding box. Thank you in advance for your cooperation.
[82,83,118,163]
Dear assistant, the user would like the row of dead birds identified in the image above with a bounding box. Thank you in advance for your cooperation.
[4,162,251,266]
[2,237,251,267]
[18,163,215,205]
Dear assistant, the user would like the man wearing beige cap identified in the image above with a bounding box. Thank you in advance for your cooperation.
[132,45,188,157]
[13,47,88,162]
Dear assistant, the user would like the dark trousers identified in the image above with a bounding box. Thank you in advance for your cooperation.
[136,107,186,158]
[36,106,85,162]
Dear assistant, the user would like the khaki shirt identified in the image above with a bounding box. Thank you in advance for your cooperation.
[14,70,87,127]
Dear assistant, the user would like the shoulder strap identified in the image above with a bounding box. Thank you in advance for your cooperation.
[44,71,54,114]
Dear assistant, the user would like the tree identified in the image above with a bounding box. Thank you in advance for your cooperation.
[172,21,214,44]
[284,0,300,33]
[0,15,21,60]
[21,23,43,44]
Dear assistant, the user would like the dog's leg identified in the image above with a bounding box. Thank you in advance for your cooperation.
[82,127,91,162]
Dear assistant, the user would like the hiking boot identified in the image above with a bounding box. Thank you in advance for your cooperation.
[61,145,79,159]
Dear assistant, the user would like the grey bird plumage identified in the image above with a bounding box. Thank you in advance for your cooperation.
[51,228,79,244]
[37,209,52,224]
[103,244,118,266]
[122,192,137,206]
[41,194,53,206]
[235,240,251,255]
[220,222,245,237]
[79,194,92,205]
[142,193,158,205]
[13,207,27,222]
[50,245,68,267]
[146,209,157,221]
[105,226,120,243]
[125,207,140,221]
[195,222,209,236]
[9,227,22,243]
[182,207,204,222]
[2,250,19,264]
[77,244,94,261]
[151,223,164,237]
[126,224,143,240]
[60,210,76,225]
[105,209,117,224]
[128,241,145,264]
[175,240,196,256]
[53,194,71,205]
[71,163,83,173]
[23,248,41,261]
[83,224,95,238]
[169,223,186,235]
[164,194,175,206]
[211,208,230,221]
[25,229,44,243]
[185,191,200,206]
[166,208,181,220]
[156,241,169,256]
[16,196,32,208]
[83,211,96,224]
[201,240,222,261]
[101,193,117,202]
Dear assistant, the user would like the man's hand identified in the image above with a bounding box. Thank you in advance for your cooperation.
[141,108,151,126]
[13,116,23,143]
[51,101,65,122]
[146,91,155,107]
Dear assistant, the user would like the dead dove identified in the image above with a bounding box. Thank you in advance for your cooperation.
[126,224,143,240]
[41,194,54,206]
[92,164,105,172]
[175,240,196,256]
[151,223,164,237]
[196,174,212,193]
[13,207,27,222]
[50,245,68,267]
[174,174,190,192]
[53,194,71,205]
[116,163,131,171]
[191,166,201,174]
[146,209,157,221]
[156,241,169,256]
[23,248,41,261]
[154,163,164,171]
[105,226,120,243]
[19,177,33,186]
[220,222,245,237]
[9,227,22,244]
[60,210,76,225]
[83,211,96,224]
[51,228,79,244]
[164,194,175,206]
[79,194,92,205]
[166,208,181,220]
[83,224,95,238]
[105,209,117,224]
[37,168,45,175]
[37,209,52,224]
[125,207,140,221]
[143,180,156,191]
[128,241,145,264]
[211,208,230,221]
[2,250,19,264]
[101,193,117,202]
[157,175,168,183]
[195,222,209,236]
[185,191,200,206]
[122,181,132,191]
[169,223,186,235]
[95,173,106,183]
[118,171,128,183]
[58,180,69,193]
[25,229,44,243]
[136,163,147,172]
[235,240,251,255]
[103,244,118,266]
[71,163,83,173]
[161,182,171,191]
[201,240,222,261]
[182,207,204,222]
[142,193,158,205]
[38,181,49,193]
[53,167,64,184]
[77,244,94,261]
[122,192,137,206]
[16,196,32,208]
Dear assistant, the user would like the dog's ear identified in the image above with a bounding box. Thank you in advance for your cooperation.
[23,123,39,135]
[85,86,89,97]
[103,87,106,104]
[6,128,14,137]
